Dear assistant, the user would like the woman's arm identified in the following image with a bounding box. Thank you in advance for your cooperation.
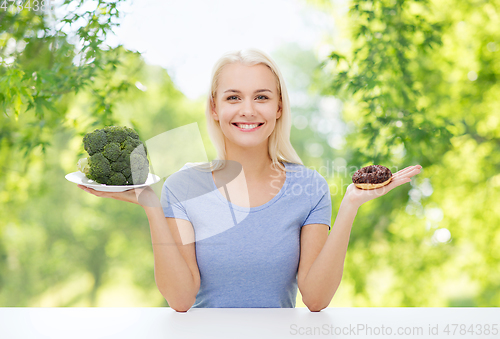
[298,165,422,311]
[144,204,200,312]
[298,198,357,311]
[144,203,200,312]
[78,185,200,312]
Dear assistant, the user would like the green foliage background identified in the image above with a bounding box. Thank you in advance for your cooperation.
[1,0,498,306]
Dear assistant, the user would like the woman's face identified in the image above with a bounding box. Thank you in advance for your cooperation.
[212,62,282,149]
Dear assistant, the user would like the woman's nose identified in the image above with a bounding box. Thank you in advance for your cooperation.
[240,99,255,117]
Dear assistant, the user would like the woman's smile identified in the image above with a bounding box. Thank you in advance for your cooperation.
[232,122,265,132]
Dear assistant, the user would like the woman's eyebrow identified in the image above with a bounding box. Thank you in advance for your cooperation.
[223,89,273,94]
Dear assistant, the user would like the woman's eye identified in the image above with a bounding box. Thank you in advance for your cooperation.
[227,96,238,100]
[256,95,268,100]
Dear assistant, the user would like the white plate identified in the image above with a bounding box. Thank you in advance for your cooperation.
[65,171,161,192]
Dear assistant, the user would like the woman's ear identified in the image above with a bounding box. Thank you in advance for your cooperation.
[277,104,282,119]
[211,100,219,121]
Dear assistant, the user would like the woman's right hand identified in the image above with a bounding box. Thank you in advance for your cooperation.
[77,184,162,208]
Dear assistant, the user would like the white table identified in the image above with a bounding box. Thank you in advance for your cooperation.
[0,307,498,338]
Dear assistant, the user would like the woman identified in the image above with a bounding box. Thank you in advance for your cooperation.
[78,48,421,312]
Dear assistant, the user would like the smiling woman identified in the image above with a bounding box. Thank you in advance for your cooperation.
[156,48,336,310]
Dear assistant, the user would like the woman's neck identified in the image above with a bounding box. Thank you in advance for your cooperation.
[224,141,277,182]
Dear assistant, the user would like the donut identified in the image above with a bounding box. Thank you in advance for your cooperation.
[352,165,392,190]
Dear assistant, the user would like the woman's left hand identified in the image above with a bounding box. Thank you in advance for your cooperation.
[345,165,422,209]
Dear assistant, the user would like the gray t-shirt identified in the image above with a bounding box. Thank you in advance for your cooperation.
[160,161,332,308]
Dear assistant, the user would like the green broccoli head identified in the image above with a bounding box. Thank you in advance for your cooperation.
[87,153,111,182]
[125,126,140,140]
[111,161,128,173]
[83,129,107,156]
[122,136,141,154]
[103,142,121,162]
[79,126,150,185]
[107,172,128,185]
[104,126,128,144]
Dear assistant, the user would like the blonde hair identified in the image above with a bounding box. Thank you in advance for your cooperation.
[200,48,303,173]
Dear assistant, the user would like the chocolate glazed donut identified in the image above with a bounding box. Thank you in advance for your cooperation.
[352,165,392,190]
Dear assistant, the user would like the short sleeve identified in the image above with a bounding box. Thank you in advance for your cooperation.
[160,182,190,221]
[302,171,332,230]
[160,164,193,222]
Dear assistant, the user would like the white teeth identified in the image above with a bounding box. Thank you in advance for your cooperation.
[236,123,260,129]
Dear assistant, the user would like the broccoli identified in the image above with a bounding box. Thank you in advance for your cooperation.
[77,126,149,185]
